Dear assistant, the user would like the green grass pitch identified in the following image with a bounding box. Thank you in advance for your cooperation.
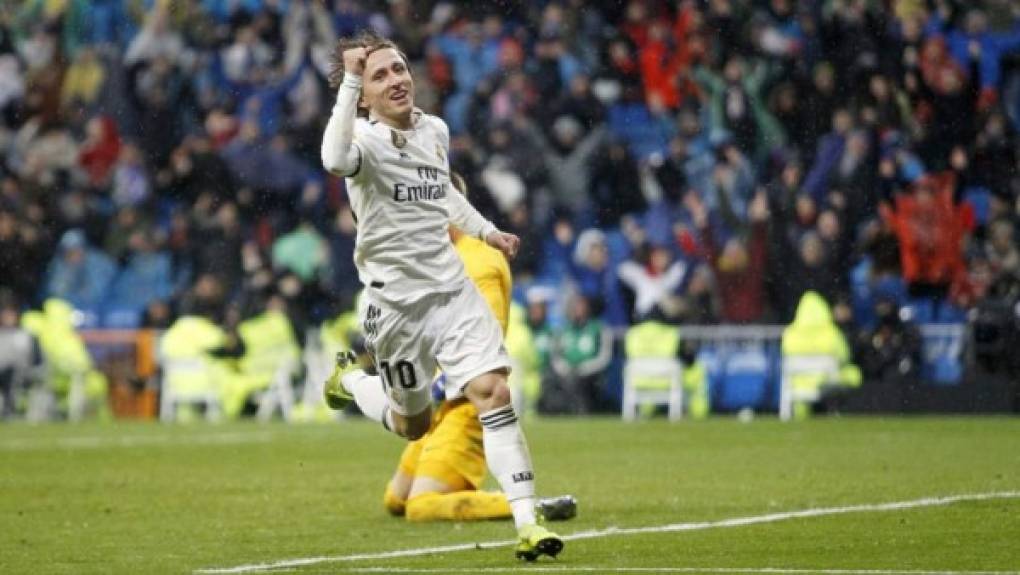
[1,417,1018,574]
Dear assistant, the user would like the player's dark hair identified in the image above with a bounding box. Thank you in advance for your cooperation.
[329,31,411,116]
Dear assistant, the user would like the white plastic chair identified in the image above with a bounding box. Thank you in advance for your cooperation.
[25,364,88,422]
[257,359,298,422]
[621,358,684,422]
[66,371,87,422]
[779,355,840,422]
[301,328,345,419]
[159,357,223,422]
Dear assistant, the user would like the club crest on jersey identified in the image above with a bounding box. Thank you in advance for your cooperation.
[390,129,407,149]
[435,144,446,163]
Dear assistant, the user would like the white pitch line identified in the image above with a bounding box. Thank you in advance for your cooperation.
[195,490,1020,575]
[0,430,274,451]
[335,569,1020,575]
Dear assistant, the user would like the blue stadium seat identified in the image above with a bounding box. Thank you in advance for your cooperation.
[937,303,967,323]
[925,356,963,386]
[607,103,671,159]
[107,253,174,311]
[850,259,874,328]
[103,307,143,329]
[873,276,907,306]
[903,298,935,324]
[850,261,908,330]
[604,229,631,265]
[764,343,784,410]
[921,326,965,386]
[76,307,102,329]
[694,347,723,405]
[716,349,770,411]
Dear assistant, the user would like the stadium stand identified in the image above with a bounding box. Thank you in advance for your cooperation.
[1,0,1019,418]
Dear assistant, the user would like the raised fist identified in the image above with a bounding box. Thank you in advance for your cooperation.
[343,46,368,77]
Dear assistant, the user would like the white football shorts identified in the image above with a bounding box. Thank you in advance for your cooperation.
[360,278,510,415]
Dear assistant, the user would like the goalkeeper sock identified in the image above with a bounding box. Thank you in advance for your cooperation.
[383,483,407,516]
[479,404,537,529]
[405,491,512,522]
[341,371,395,431]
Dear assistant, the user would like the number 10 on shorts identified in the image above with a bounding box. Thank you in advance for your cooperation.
[379,360,417,389]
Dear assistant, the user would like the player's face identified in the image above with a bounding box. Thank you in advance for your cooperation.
[362,48,414,123]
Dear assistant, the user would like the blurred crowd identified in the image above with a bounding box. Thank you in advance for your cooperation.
[2,0,1020,412]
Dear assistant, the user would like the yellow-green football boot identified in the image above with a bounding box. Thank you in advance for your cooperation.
[323,350,358,410]
[514,523,563,561]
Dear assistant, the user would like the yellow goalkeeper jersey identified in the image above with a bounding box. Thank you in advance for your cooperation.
[454,235,511,334]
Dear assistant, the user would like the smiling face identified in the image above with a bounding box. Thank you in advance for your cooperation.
[361,47,414,126]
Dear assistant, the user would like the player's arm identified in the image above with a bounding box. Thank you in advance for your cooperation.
[446,191,520,259]
[497,253,512,333]
[321,48,367,177]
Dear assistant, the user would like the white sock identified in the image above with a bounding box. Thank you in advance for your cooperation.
[479,404,537,529]
[341,370,395,432]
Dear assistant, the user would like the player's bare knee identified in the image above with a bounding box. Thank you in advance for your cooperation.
[486,380,512,409]
[465,370,512,413]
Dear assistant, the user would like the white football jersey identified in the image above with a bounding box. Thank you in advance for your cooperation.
[345,112,480,307]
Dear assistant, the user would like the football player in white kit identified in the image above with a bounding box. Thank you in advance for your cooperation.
[319,32,563,561]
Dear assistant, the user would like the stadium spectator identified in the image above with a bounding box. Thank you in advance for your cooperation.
[78,115,122,189]
[543,293,613,414]
[0,207,47,305]
[985,218,1020,278]
[111,142,152,208]
[781,291,862,419]
[0,290,39,419]
[21,298,109,419]
[674,263,720,324]
[525,287,555,380]
[229,293,300,418]
[854,294,923,386]
[693,56,784,161]
[626,304,710,420]
[689,191,768,323]
[617,242,686,322]
[192,201,245,297]
[703,142,755,228]
[569,228,627,326]
[323,205,360,306]
[589,139,647,227]
[44,229,116,312]
[272,216,328,283]
[160,299,233,422]
[107,229,174,313]
[523,115,607,214]
[925,3,1020,108]
[879,156,972,302]
[158,134,236,203]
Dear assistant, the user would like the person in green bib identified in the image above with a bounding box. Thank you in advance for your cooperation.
[624,306,709,419]
[544,293,613,414]
[21,298,109,420]
[226,294,301,418]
